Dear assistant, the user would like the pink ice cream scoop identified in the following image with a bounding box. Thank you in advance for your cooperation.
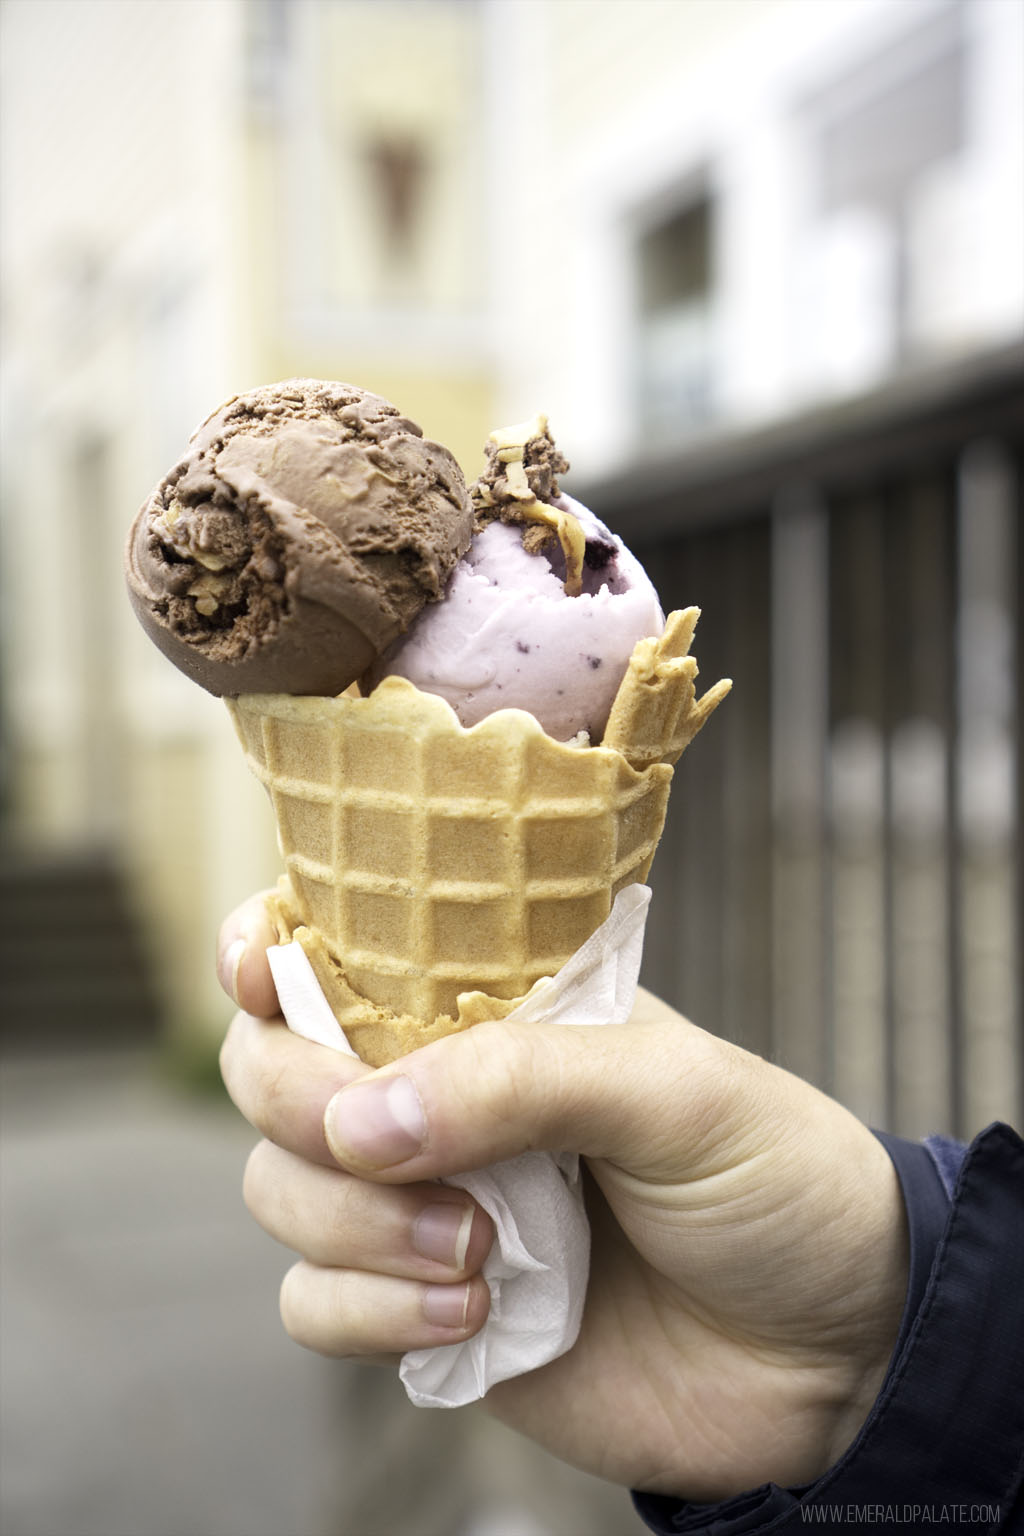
[372,475,664,742]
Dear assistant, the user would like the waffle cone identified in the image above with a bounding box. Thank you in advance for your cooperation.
[227,608,728,1065]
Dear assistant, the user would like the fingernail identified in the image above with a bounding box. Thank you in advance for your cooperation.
[219,937,247,1005]
[413,1203,475,1269]
[325,1076,426,1169]
[422,1282,471,1329]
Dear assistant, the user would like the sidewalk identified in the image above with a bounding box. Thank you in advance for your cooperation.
[0,1050,642,1536]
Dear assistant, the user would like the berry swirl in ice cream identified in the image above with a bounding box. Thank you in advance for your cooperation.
[371,415,665,743]
[125,380,473,697]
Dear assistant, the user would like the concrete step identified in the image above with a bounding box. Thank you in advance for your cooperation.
[0,854,162,1049]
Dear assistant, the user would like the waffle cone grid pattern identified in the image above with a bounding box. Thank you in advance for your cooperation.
[229,680,672,1022]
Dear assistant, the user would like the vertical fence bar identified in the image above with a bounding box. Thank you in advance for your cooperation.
[771,488,829,1086]
[888,472,956,1137]
[720,519,773,1057]
[641,520,773,1059]
[656,529,730,1036]
[955,441,1021,1137]
[829,493,889,1127]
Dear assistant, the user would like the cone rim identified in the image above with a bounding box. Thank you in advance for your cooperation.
[227,674,658,775]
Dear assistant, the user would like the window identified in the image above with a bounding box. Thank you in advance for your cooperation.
[634,191,715,441]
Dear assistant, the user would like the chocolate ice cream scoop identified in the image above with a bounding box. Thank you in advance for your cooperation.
[125,380,473,696]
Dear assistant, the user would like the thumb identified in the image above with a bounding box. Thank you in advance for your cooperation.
[321,991,772,1184]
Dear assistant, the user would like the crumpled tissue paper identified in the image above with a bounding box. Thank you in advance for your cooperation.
[267,882,651,1408]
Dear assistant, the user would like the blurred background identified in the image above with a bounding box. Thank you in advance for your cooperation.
[1,1,1020,1533]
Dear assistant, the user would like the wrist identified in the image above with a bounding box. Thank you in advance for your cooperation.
[808,1137,911,1480]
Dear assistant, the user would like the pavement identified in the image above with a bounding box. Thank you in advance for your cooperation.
[0,1049,645,1536]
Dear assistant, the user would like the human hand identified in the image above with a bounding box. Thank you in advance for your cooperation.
[217,894,908,1504]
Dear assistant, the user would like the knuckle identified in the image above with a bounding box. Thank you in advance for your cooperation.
[215,911,239,963]
[449,1022,529,1125]
[217,1013,245,1099]
[220,1016,298,1145]
[279,1261,342,1355]
[251,1055,292,1139]
[242,1139,272,1217]
[279,1265,375,1359]
[278,1263,308,1345]
[449,1019,569,1143]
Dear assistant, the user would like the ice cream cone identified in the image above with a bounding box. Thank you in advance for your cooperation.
[227,609,728,1066]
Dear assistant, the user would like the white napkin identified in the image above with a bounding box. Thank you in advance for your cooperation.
[267,883,651,1408]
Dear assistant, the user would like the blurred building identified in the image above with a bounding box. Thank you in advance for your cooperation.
[2,0,1021,1120]
[484,0,1022,462]
[1,0,496,1050]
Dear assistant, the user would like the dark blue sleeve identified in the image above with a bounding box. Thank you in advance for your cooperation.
[632,1122,1024,1535]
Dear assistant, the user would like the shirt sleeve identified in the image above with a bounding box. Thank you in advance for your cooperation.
[632,1122,1024,1535]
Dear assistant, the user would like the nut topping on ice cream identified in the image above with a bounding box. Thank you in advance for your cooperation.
[373,416,666,742]
[471,414,589,594]
[126,380,473,697]
[472,412,569,510]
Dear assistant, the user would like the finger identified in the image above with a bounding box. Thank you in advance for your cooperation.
[321,1005,772,1185]
[279,1262,490,1358]
[220,1010,368,1165]
[216,890,280,1018]
[244,1140,493,1278]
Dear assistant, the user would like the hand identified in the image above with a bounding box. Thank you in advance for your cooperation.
[217,893,908,1504]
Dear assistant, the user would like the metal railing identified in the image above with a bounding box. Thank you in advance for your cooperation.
[589,343,1023,1139]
